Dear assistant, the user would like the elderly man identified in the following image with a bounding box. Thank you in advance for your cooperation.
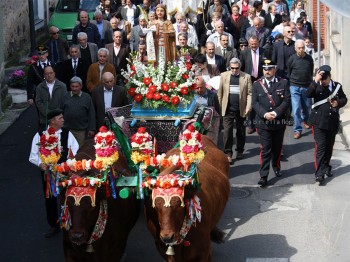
[175,22,198,49]
[207,20,235,49]
[44,26,69,65]
[245,17,270,48]
[218,58,252,163]
[215,34,238,70]
[91,72,129,129]
[195,76,220,115]
[91,10,112,46]
[77,32,98,66]
[62,77,96,146]
[29,109,79,238]
[104,17,128,45]
[205,42,226,73]
[130,15,148,51]
[86,48,117,93]
[35,66,67,131]
[177,33,198,58]
[105,30,130,85]
[72,11,101,47]
[252,60,291,187]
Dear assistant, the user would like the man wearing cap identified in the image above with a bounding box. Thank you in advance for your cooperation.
[35,66,67,131]
[307,66,347,183]
[218,57,252,163]
[252,60,291,187]
[27,45,52,105]
[62,77,96,147]
[29,109,79,238]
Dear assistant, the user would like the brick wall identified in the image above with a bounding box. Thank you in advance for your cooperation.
[310,0,329,52]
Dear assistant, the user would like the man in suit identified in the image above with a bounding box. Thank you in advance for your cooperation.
[104,17,128,45]
[205,42,226,73]
[245,17,270,48]
[129,14,148,51]
[240,35,265,134]
[72,11,101,48]
[91,10,112,47]
[252,60,291,187]
[264,4,282,31]
[86,48,117,93]
[91,72,129,129]
[306,66,347,183]
[215,34,238,70]
[27,45,52,106]
[177,33,198,58]
[175,21,199,50]
[207,20,235,50]
[77,32,98,67]
[121,0,140,26]
[44,26,69,65]
[56,45,90,93]
[217,57,252,163]
[105,30,130,85]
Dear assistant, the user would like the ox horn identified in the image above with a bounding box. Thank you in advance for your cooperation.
[166,245,175,256]
[86,244,94,253]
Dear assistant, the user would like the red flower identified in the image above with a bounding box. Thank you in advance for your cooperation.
[131,65,136,71]
[148,85,157,93]
[180,87,189,95]
[185,62,192,70]
[188,125,195,132]
[134,94,143,102]
[153,92,162,100]
[182,74,189,79]
[143,77,152,86]
[127,87,137,97]
[47,127,56,135]
[47,136,58,144]
[146,92,153,100]
[191,83,197,90]
[138,127,147,133]
[130,71,136,77]
[170,82,178,88]
[171,96,180,105]
[161,83,169,92]
[99,126,108,133]
[162,95,170,103]
[184,133,192,140]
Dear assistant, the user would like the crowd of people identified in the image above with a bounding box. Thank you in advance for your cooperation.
[27,0,348,238]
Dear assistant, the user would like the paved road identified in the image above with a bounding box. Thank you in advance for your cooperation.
[1,106,349,262]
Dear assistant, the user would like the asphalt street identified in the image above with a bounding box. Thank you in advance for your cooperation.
[1,106,349,262]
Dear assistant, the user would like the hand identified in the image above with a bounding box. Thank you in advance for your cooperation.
[28,99,34,105]
[88,131,95,138]
[330,99,338,108]
[206,30,212,36]
[265,112,276,121]
[39,163,48,171]
[244,108,251,117]
[314,70,324,82]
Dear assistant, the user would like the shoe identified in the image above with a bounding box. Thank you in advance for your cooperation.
[44,227,60,238]
[247,128,256,134]
[325,170,333,177]
[303,122,311,129]
[274,169,282,177]
[236,152,244,160]
[258,177,268,187]
[293,132,301,139]
[315,175,325,183]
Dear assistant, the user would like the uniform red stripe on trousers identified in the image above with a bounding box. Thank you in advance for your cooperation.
[312,126,318,170]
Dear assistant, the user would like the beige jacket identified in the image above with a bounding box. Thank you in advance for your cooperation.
[217,71,252,117]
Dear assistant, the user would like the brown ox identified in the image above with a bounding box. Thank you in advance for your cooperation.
[144,136,230,261]
[62,140,140,262]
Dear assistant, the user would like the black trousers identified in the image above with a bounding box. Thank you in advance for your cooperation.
[41,171,59,228]
[257,127,285,177]
[223,111,246,156]
[312,126,337,177]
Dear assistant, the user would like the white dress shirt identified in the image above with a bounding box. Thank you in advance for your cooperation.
[104,87,114,112]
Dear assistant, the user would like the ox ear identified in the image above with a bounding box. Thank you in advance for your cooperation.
[184,184,199,199]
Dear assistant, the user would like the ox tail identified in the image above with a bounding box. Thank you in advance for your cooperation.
[210,227,226,244]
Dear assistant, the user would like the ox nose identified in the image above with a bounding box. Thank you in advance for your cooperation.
[160,233,175,244]
[70,232,85,244]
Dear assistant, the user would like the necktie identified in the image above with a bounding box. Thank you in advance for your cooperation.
[52,40,58,63]
[253,51,258,78]
[73,60,77,75]
[222,48,226,57]
[42,63,46,69]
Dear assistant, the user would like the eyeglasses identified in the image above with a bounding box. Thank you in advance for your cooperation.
[51,32,59,35]
[231,67,240,70]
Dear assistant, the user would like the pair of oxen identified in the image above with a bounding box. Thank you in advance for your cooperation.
[62,136,230,262]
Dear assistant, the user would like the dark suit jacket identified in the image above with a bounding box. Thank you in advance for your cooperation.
[104,29,128,45]
[245,26,270,48]
[79,42,98,66]
[271,40,295,75]
[26,62,52,100]
[56,58,90,93]
[215,46,238,69]
[120,6,140,26]
[44,38,69,64]
[91,19,112,44]
[252,76,291,130]
[264,13,282,30]
[105,43,130,74]
[240,47,265,80]
[212,54,226,73]
[91,85,129,129]
[130,25,144,51]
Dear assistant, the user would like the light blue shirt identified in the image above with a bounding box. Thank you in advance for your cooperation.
[103,87,113,112]
[96,22,104,40]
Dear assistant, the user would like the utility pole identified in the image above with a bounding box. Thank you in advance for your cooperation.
[28,0,36,55]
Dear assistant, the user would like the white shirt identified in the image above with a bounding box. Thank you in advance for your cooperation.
[114,43,121,56]
[104,87,113,112]
[46,81,55,98]
[125,5,136,26]
[206,32,235,49]
[72,58,79,68]
[29,128,79,167]
[206,55,216,65]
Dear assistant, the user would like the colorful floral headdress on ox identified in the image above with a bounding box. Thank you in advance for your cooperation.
[39,127,62,166]
[130,127,153,165]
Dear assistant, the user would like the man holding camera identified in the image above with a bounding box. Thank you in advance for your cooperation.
[307,65,347,183]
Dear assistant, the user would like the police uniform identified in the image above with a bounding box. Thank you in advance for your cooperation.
[306,65,348,182]
[252,61,291,186]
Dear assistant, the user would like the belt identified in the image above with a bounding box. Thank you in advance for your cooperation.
[311,83,341,109]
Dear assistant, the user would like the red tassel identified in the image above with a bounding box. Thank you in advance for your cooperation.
[105,181,111,198]
[45,172,50,198]
[153,137,158,156]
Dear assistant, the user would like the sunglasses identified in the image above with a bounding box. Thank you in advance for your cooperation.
[51,32,59,35]
[231,67,240,70]
[263,67,274,71]
[240,44,247,47]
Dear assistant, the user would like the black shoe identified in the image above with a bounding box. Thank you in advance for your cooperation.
[236,152,244,160]
[247,128,256,134]
[44,227,60,238]
[274,169,282,177]
[325,171,333,177]
[258,177,268,187]
[315,175,325,183]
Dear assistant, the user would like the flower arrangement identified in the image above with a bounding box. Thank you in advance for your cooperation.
[94,126,119,170]
[38,127,61,166]
[130,127,153,165]
[7,70,26,88]
[122,54,199,111]
[142,173,193,189]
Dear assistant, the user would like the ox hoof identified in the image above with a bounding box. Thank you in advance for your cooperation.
[44,226,60,238]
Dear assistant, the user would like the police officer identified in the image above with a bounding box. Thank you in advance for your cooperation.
[252,60,291,187]
[307,65,347,183]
